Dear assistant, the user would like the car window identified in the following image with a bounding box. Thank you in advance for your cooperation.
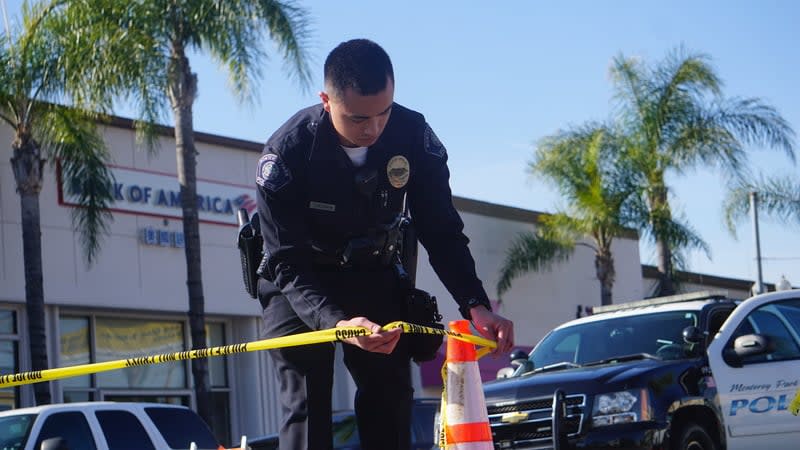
[775,299,800,335]
[332,412,359,448]
[533,311,699,367]
[145,407,218,449]
[707,307,734,339]
[729,300,800,364]
[0,414,36,449]
[410,403,438,447]
[96,410,156,450]
[34,411,97,450]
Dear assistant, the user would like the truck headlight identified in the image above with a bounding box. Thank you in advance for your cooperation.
[591,389,650,427]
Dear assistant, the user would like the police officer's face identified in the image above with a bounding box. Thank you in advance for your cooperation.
[320,78,394,148]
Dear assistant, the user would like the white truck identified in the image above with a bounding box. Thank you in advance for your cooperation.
[484,289,800,449]
[0,401,222,450]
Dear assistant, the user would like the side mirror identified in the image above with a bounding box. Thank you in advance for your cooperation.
[733,334,774,357]
[509,349,529,367]
[40,437,69,450]
[723,334,774,367]
[682,326,704,345]
[496,367,515,379]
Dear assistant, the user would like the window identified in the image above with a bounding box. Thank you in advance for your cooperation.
[776,299,800,335]
[59,317,92,393]
[706,308,734,340]
[332,412,360,448]
[410,402,439,447]
[0,309,20,410]
[0,414,35,449]
[60,316,189,401]
[729,299,800,364]
[57,315,232,444]
[532,311,700,368]
[145,407,218,449]
[207,323,228,388]
[96,410,156,450]
[206,322,231,444]
[34,412,97,450]
[95,318,185,389]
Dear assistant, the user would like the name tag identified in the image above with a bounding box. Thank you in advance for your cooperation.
[309,201,336,212]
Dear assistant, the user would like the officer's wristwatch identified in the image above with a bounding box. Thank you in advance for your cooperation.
[459,298,492,321]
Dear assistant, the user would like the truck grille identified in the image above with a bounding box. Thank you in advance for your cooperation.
[488,394,585,448]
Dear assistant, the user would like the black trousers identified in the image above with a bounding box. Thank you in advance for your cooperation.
[259,269,414,450]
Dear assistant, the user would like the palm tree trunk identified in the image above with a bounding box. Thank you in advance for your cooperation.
[655,239,674,295]
[168,44,212,429]
[594,250,615,306]
[649,182,675,296]
[11,138,51,405]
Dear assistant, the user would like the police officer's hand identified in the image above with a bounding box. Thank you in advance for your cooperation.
[336,317,402,354]
[470,306,514,355]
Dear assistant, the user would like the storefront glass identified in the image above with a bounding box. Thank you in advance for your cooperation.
[0,310,19,411]
[59,317,91,388]
[95,318,186,389]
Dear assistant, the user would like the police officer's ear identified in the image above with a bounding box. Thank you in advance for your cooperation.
[319,91,332,112]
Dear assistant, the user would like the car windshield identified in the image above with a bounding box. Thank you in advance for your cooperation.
[528,310,700,371]
[145,407,218,450]
[0,414,36,449]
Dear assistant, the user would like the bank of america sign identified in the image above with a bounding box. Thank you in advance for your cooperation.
[58,163,257,226]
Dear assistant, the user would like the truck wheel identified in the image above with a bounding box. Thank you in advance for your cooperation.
[674,424,716,450]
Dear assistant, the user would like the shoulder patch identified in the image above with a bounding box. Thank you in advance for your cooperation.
[424,123,447,158]
[256,153,292,192]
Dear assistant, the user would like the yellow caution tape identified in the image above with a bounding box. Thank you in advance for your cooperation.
[791,388,800,416]
[383,321,497,350]
[439,358,449,449]
[0,321,495,388]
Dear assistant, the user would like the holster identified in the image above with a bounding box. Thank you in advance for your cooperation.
[404,288,445,362]
[236,209,263,299]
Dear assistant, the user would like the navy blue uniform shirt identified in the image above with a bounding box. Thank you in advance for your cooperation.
[255,103,490,331]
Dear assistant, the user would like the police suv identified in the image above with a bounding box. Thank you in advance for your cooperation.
[483,289,800,449]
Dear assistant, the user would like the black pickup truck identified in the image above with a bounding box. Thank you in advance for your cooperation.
[483,289,800,450]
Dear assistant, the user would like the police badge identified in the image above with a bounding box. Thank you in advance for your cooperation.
[386,155,410,189]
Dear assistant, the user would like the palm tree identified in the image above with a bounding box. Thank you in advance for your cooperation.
[1,2,117,405]
[60,0,313,426]
[610,48,795,296]
[724,176,800,232]
[498,126,641,306]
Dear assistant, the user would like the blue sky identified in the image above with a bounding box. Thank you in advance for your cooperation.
[4,1,799,287]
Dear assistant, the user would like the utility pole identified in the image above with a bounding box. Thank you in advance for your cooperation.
[750,192,765,295]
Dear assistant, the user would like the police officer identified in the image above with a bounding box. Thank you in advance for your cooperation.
[255,38,514,450]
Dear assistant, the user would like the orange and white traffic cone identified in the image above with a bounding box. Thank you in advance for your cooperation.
[439,320,493,449]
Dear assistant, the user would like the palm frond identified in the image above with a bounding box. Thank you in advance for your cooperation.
[724,177,800,235]
[38,104,115,265]
[181,0,313,102]
[715,97,796,163]
[497,230,576,297]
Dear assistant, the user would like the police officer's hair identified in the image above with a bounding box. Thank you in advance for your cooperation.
[324,39,394,98]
